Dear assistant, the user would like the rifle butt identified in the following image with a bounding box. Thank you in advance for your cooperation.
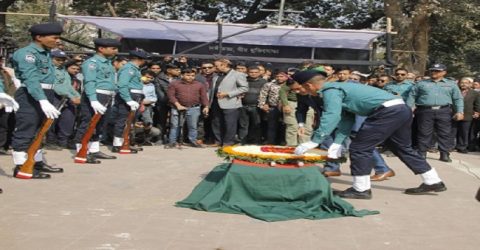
[75,113,102,163]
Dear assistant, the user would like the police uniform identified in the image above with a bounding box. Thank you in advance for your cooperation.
[294,71,446,199]
[47,50,80,147]
[407,64,464,161]
[383,80,414,101]
[11,23,64,179]
[111,50,150,153]
[73,38,120,161]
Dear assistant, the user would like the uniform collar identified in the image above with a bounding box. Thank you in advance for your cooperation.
[93,53,109,63]
[128,61,139,69]
[29,42,47,53]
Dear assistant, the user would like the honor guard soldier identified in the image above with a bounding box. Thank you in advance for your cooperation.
[293,70,446,199]
[46,50,81,149]
[73,38,120,163]
[407,64,464,162]
[11,23,64,179]
[0,77,19,189]
[111,49,151,153]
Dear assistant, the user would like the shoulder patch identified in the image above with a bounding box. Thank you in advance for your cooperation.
[88,63,97,70]
[128,70,135,75]
[25,54,36,63]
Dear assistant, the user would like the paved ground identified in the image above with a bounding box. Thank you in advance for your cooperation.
[0,146,479,250]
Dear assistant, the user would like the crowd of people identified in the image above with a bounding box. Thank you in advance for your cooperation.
[1,22,479,198]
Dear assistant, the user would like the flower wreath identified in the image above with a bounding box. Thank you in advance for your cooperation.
[217,145,345,165]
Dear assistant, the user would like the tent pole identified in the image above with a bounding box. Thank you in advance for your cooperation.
[310,48,315,60]
[172,40,177,55]
[218,20,223,55]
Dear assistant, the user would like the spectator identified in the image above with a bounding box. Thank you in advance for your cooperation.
[375,74,390,89]
[195,61,217,145]
[0,64,18,154]
[235,61,247,74]
[238,65,267,144]
[141,70,157,133]
[384,68,414,101]
[166,68,209,148]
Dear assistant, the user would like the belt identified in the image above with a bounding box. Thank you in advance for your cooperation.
[130,89,144,94]
[188,104,201,108]
[417,105,450,110]
[382,98,405,107]
[96,89,116,96]
[20,83,54,89]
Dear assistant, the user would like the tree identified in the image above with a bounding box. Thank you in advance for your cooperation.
[0,0,17,31]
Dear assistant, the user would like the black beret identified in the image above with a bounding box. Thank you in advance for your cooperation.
[292,70,327,84]
[29,22,63,36]
[129,49,151,59]
[94,38,121,48]
[50,49,67,58]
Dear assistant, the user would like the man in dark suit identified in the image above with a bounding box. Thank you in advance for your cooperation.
[210,58,249,146]
[453,77,480,153]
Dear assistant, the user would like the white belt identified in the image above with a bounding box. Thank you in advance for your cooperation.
[130,89,144,94]
[382,98,404,107]
[41,83,54,89]
[96,89,116,96]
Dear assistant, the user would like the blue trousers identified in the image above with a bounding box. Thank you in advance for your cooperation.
[169,106,201,144]
[349,104,431,176]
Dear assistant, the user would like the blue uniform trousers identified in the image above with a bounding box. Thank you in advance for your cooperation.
[12,88,55,151]
[74,93,113,143]
[415,106,453,153]
[112,93,144,138]
[349,104,431,176]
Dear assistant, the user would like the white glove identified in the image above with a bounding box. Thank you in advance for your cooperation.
[327,143,343,159]
[39,100,60,119]
[0,93,19,112]
[294,141,319,155]
[126,101,140,111]
[90,100,107,114]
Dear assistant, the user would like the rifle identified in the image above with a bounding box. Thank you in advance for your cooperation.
[74,97,112,163]
[119,97,142,154]
[17,97,68,178]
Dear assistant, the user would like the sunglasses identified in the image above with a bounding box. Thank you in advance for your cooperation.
[395,73,406,76]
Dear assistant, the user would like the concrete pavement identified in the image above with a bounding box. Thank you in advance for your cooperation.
[0,146,479,250]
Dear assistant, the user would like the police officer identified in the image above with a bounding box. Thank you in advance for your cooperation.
[407,64,464,162]
[11,23,64,179]
[0,77,19,190]
[294,70,446,199]
[73,38,120,163]
[384,68,414,101]
[46,50,81,149]
[111,49,150,153]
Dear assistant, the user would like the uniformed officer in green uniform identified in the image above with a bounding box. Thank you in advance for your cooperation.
[11,23,65,179]
[407,63,464,162]
[45,50,81,149]
[293,70,446,199]
[0,77,19,190]
[111,49,150,153]
[384,68,414,101]
[73,38,120,163]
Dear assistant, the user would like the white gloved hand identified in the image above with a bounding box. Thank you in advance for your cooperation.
[39,100,60,119]
[90,101,107,114]
[294,141,319,155]
[126,101,140,111]
[0,93,19,112]
[327,143,343,159]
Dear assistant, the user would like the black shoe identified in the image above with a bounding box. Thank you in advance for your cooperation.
[142,141,154,146]
[439,152,452,162]
[86,154,101,164]
[404,182,447,195]
[333,187,372,199]
[456,148,468,154]
[189,142,205,148]
[0,188,2,193]
[419,151,427,159]
[90,151,117,159]
[131,145,143,151]
[44,143,63,151]
[14,166,51,179]
[164,143,176,149]
[34,162,63,173]
[112,146,138,154]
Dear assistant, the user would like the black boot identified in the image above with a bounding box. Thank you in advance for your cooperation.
[14,166,51,179]
[34,162,64,173]
[333,187,372,199]
[419,151,427,159]
[439,152,452,162]
[112,146,138,154]
[405,182,447,194]
[90,151,117,159]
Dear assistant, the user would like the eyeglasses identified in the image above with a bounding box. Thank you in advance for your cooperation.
[202,66,214,69]
[395,73,406,76]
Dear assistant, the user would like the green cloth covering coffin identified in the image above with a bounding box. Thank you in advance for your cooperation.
[176,163,379,222]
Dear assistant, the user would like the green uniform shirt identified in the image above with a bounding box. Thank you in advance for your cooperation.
[406,78,464,112]
[117,62,142,102]
[53,66,80,99]
[383,80,414,101]
[11,42,55,101]
[82,54,116,101]
[279,84,297,106]
[312,82,400,145]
